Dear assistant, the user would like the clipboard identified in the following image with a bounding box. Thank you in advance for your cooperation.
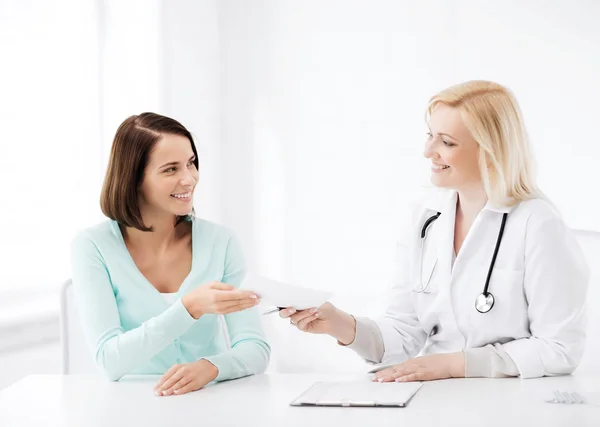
[290,381,423,407]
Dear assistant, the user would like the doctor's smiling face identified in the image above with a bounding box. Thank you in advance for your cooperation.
[424,103,482,191]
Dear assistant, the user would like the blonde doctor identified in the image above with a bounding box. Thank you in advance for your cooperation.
[281,80,589,382]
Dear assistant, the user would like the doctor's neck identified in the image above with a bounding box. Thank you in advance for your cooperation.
[456,186,488,220]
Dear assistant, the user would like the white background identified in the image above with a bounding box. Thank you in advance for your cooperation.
[0,0,599,387]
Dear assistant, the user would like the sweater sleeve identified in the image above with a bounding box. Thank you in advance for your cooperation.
[71,232,198,381]
[201,235,271,381]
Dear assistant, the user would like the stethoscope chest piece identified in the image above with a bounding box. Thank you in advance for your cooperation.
[475,292,495,313]
[418,210,508,314]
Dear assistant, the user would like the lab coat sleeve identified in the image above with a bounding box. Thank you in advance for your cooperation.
[202,235,271,381]
[339,220,427,364]
[496,214,589,378]
[464,344,519,378]
[374,234,428,364]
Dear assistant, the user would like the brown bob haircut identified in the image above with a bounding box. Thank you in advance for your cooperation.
[100,112,199,232]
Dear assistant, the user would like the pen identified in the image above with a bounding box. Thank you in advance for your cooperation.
[262,307,286,315]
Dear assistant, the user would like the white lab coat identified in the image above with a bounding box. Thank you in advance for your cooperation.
[375,189,589,378]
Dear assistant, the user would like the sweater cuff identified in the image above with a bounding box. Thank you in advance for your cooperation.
[201,353,233,382]
[465,345,520,378]
[464,347,493,377]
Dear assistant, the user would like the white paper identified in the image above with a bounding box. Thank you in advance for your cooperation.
[241,273,332,310]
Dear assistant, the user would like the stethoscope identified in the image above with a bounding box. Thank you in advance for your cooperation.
[415,211,509,314]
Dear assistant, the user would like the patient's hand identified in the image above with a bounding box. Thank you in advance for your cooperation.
[154,359,219,396]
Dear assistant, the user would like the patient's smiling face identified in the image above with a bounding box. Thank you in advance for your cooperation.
[139,133,199,218]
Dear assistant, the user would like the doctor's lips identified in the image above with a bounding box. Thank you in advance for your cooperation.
[431,163,450,172]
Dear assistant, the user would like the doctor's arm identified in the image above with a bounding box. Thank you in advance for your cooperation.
[282,236,427,364]
[342,237,428,364]
[469,215,589,379]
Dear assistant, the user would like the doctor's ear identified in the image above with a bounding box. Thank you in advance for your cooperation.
[480,153,494,170]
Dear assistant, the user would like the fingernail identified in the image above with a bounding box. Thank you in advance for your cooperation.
[314,312,319,318]
[162,391,168,396]
[250,294,258,299]
[174,390,179,394]
[310,308,317,314]
[395,378,402,382]
[155,391,161,396]
[378,378,384,383]
[288,308,296,314]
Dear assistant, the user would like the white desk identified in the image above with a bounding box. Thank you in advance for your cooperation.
[0,373,598,427]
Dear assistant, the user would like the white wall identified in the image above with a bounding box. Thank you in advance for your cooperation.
[99,0,161,166]
[211,0,600,294]
[160,0,222,222]
[2,0,599,386]
[0,0,216,388]
[4,0,596,295]
[0,0,103,291]
[452,1,600,229]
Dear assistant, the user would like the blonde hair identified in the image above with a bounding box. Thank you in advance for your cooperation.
[427,80,541,207]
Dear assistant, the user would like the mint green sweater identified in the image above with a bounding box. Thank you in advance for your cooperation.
[70,218,270,381]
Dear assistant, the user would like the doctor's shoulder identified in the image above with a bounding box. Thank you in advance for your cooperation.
[516,196,590,282]
[513,197,584,253]
[514,197,566,229]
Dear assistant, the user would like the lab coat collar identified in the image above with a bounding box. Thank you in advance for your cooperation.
[423,189,515,215]
[483,202,513,214]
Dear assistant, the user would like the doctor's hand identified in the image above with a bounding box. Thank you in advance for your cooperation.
[373,352,465,383]
[279,302,357,345]
[154,359,219,396]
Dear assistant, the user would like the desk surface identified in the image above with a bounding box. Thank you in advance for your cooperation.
[1,373,599,427]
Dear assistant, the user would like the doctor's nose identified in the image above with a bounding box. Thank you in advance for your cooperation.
[424,140,439,160]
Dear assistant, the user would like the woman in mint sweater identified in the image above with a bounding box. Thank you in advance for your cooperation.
[71,113,270,396]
